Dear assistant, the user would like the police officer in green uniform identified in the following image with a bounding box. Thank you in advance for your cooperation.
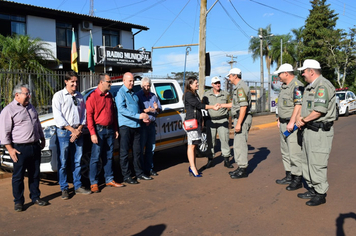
[202,76,233,168]
[221,68,252,179]
[273,64,304,191]
[296,59,336,206]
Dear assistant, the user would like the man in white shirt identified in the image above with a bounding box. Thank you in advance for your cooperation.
[52,71,91,199]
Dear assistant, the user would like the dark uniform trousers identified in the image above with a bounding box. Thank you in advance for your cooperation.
[12,142,41,204]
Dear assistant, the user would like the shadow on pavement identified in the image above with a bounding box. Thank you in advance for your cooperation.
[132,224,167,236]
[336,212,356,236]
[247,146,270,174]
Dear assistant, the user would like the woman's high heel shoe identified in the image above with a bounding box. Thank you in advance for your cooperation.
[188,167,202,177]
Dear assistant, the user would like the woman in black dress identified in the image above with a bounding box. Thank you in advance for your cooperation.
[184,77,219,177]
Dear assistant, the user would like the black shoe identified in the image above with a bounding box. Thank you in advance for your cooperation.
[75,187,91,195]
[14,203,23,212]
[124,177,139,184]
[61,190,69,200]
[298,188,316,199]
[223,156,234,168]
[230,168,248,179]
[150,170,158,176]
[34,199,48,206]
[306,193,326,206]
[205,157,214,168]
[276,171,292,185]
[137,174,153,180]
[229,167,240,176]
[286,175,302,191]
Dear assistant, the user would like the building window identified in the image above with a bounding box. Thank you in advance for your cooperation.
[56,22,73,47]
[103,30,119,47]
[0,14,26,36]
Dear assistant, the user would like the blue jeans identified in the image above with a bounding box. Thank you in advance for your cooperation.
[56,129,83,191]
[140,122,156,173]
[12,143,41,204]
[89,126,114,185]
[119,126,143,180]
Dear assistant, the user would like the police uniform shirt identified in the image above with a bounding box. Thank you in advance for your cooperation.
[278,77,304,119]
[202,88,230,119]
[301,75,336,122]
[231,80,251,116]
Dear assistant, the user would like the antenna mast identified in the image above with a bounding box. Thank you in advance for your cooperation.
[89,0,94,16]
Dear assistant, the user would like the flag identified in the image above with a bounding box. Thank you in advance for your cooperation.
[71,28,78,73]
[88,30,95,72]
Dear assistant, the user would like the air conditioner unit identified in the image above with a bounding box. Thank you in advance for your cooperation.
[82,21,93,31]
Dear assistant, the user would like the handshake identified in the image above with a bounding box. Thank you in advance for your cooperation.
[212,103,222,111]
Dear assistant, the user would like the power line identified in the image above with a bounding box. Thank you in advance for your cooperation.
[152,0,191,47]
[229,0,258,32]
[121,0,166,21]
[218,1,250,39]
[249,0,305,20]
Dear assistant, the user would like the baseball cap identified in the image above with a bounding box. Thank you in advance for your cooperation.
[297,59,321,71]
[273,63,294,75]
[211,76,221,84]
[226,68,241,77]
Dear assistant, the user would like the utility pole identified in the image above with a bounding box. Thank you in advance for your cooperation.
[226,54,236,95]
[259,28,264,113]
[198,0,207,98]
[226,54,237,69]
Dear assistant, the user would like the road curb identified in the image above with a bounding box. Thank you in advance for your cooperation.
[229,121,277,134]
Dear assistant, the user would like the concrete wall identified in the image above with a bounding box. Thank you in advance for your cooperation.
[26,15,56,58]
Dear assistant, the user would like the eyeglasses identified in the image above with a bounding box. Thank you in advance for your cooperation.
[19,92,31,96]
[72,96,78,106]
[105,80,112,84]
[214,82,221,85]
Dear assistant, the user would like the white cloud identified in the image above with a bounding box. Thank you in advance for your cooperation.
[263,13,274,17]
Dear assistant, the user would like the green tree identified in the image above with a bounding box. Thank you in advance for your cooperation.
[300,0,339,80]
[249,24,274,77]
[0,34,58,71]
[0,34,59,110]
[322,28,356,88]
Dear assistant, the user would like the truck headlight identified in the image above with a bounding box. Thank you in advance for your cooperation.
[43,126,56,139]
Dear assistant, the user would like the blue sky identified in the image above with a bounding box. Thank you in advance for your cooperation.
[13,0,356,86]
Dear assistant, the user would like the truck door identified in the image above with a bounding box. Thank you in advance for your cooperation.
[152,82,186,151]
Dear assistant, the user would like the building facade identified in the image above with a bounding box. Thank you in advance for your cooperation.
[0,1,152,74]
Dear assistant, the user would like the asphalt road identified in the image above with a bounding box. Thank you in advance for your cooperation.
[0,115,355,236]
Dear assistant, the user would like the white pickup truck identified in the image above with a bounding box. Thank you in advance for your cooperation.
[1,79,199,176]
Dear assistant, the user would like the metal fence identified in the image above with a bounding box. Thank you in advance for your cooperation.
[0,70,271,115]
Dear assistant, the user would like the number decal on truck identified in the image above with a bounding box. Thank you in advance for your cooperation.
[162,120,183,133]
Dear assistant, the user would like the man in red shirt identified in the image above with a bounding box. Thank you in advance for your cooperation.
[86,74,125,193]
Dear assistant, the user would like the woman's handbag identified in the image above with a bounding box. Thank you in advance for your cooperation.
[183,95,198,131]
[184,118,198,131]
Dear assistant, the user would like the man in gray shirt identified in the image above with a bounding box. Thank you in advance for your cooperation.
[274,64,304,191]
[0,84,47,212]
[202,76,233,168]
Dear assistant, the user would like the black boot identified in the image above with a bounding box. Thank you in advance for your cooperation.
[229,167,239,176]
[306,192,326,206]
[297,188,316,199]
[276,171,292,185]
[205,156,214,168]
[286,175,302,191]
[224,156,234,168]
[230,168,247,179]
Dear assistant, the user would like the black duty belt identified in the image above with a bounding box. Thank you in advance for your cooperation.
[96,124,113,129]
[279,117,290,124]
[233,111,251,119]
[13,141,39,146]
[210,114,229,120]
[305,121,333,132]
